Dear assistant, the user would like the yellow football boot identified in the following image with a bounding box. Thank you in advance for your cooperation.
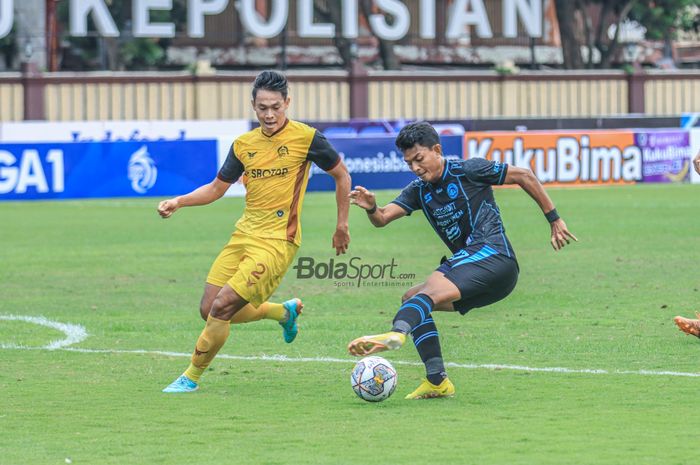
[347,331,406,356]
[404,377,455,400]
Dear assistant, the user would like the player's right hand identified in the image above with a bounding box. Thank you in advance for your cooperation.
[349,186,376,211]
[157,198,179,218]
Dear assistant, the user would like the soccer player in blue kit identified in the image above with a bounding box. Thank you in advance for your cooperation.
[347,121,577,399]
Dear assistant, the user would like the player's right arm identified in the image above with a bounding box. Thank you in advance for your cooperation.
[158,143,243,218]
[349,186,407,227]
[157,178,231,218]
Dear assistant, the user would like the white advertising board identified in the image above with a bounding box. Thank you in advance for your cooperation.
[217,136,246,197]
[0,119,250,143]
[691,129,700,185]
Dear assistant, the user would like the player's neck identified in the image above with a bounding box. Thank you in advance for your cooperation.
[431,158,446,184]
[261,118,289,137]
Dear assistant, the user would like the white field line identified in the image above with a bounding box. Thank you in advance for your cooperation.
[0,314,88,349]
[2,314,700,378]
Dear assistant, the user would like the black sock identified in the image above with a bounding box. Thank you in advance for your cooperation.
[410,316,447,385]
[391,294,434,334]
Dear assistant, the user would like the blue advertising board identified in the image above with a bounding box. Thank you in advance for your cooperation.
[0,140,218,200]
[681,113,700,129]
[308,135,464,191]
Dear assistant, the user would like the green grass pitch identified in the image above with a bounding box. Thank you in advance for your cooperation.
[1,183,700,464]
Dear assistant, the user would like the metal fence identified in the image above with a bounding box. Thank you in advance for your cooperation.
[1,68,698,122]
[644,71,700,116]
[365,71,632,119]
[0,73,22,121]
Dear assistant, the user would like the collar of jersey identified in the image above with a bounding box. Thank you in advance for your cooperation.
[260,118,290,138]
[426,159,449,187]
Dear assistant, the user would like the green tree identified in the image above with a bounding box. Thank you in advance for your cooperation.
[628,0,697,40]
[57,0,185,70]
[0,22,16,70]
[556,0,697,69]
[313,0,400,70]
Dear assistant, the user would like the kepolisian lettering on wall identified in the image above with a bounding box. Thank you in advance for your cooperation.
[0,0,544,40]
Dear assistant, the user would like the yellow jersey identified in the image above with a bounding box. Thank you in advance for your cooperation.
[217,119,340,246]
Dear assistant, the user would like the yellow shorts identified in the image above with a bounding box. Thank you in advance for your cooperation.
[206,231,298,307]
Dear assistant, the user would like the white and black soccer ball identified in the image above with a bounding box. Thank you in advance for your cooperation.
[350,356,398,402]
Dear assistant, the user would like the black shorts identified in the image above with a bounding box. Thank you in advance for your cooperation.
[437,244,519,315]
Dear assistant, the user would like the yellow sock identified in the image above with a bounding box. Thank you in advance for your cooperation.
[259,302,286,322]
[231,304,263,323]
[231,302,286,324]
[185,315,230,382]
[183,363,205,383]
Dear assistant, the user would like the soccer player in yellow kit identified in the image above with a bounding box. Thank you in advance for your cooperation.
[159,70,351,393]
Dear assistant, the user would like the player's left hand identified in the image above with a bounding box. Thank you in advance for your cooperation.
[550,219,577,251]
[332,226,350,255]
[349,186,376,210]
[693,152,700,175]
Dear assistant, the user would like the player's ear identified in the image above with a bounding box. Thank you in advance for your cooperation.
[432,143,442,156]
[284,96,291,109]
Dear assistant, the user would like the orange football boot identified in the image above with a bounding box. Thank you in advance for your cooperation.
[674,313,700,338]
[347,332,406,356]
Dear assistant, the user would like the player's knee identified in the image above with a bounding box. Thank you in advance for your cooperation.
[402,285,422,303]
[199,295,215,321]
[210,288,244,320]
[199,303,210,321]
[401,290,414,303]
[419,289,455,309]
[211,296,235,320]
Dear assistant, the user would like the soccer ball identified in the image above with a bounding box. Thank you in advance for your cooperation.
[350,356,398,402]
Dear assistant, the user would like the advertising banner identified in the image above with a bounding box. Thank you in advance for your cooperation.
[692,129,700,185]
[307,135,464,192]
[636,130,692,183]
[0,120,250,143]
[464,130,644,185]
[0,140,218,200]
[216,136,246,197]
[681,114,700,129]
[314,120,465,137]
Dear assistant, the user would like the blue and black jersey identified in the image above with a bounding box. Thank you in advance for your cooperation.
[391,158,514,259]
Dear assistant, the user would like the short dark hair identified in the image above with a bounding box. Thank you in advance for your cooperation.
[395,121,440,152]
[252,70,288,100]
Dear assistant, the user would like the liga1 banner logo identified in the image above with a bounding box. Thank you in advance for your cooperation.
[464,130,645,185]
[0,139,218,200]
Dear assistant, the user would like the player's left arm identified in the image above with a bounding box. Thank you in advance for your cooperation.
[326,161,351,255]
[307,130,351,255]
[504,165,578,251]
[693,151,700,175]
